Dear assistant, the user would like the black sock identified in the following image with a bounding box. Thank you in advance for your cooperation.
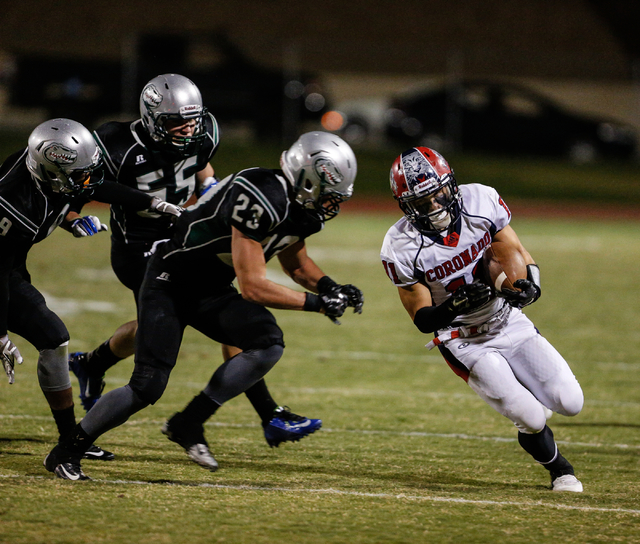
[60,424,95,454]
[51,405,76,442]
[86,339,122,375]
[245,379,278,426]
[177,392,220,426]
[518,425,574,476]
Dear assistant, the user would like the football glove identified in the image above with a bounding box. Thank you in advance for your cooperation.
[150,197,184,218]
[1,334,23,385]
[70,216,108,237]
[317,276,364,314]
[447,282,493,315]
[501,265,541,309]
[319,291,349,325]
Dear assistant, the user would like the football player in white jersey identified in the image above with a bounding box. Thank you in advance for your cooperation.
[380,147,584,492]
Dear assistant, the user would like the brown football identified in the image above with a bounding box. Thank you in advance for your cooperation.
[482,241,527,292]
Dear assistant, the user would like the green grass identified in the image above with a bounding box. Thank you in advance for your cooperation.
[1,208,639,543]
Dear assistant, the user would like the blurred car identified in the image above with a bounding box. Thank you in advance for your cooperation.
[384,80,637,162]
[8,32,329,140]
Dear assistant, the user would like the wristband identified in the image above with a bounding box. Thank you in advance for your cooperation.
[303,292,322,312]
[317,276,339,294]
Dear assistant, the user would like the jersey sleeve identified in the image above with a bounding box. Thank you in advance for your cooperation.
[224,171,287,241]
[485,186,512,232]
[380,222,419,287]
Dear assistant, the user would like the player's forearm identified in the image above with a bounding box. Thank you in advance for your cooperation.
[238,275,307,310]
[282,258,325,293]
[91,180,153,209]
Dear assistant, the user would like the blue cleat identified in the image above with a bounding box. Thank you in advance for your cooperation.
[68,352,105,412]
[263,406,322,448]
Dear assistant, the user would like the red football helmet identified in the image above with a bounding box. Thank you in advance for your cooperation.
[389,147,461,234]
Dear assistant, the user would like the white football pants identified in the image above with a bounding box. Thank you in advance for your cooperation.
[445,309,583,433]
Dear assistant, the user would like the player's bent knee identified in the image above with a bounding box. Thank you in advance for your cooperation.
[507,394,547,433]
[246,344,284,375]
[555,382,584,417]
[128,364,172,405]
[37,343,71,392]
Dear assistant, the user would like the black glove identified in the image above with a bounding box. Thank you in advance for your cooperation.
[317,276,364,314]
[304,290,349,325]
[447,283,493,315]
[502,265,541,309]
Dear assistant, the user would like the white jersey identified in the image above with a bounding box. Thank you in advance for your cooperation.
[380,183,512,328]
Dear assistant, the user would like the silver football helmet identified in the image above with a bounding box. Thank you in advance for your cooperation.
[26,118,104,194]
[280,131,357,221]
[139,73,207,156]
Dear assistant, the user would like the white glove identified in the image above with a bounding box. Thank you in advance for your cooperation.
[71,216,108,237]
[1,334,23,384]
[150,197,183,218]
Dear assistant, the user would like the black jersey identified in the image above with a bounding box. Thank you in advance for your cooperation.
[156,167,323,287]
[0,148,162,335]
[93,113,220,244]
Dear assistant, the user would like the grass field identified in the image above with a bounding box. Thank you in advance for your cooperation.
[1,206,639,543]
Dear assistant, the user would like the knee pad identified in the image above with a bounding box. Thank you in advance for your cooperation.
[469,352,547,433]
[247,344,284,375]
[549,379,584,417]
[37,342,71,392]
[128,363,172,405]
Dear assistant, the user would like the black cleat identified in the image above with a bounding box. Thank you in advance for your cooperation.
[161,413,218,471]
[82,444,115,461]
[44,445,90,481]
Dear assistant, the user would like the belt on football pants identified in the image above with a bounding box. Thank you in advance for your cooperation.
[425,304,512,351]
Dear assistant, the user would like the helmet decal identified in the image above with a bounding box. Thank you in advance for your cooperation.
[313,156,343,185]
[179,104,203,117]
[43,143,77,166]
[142,84,163,110]
[401,149,439,196]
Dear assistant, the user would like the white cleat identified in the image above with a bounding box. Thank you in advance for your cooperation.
[186,443,219,472]
[552,474,583,492]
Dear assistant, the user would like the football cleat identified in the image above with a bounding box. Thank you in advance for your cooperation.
[263,406,322,448]
[161,414,218,472]
[82,444,115,461]
[552,474,583,492]
[44,445,90,481]
[68,351,105,412]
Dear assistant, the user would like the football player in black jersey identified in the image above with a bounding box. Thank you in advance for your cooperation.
[67,73,326,450]
[46,131,364,479]
[0,118,182,474]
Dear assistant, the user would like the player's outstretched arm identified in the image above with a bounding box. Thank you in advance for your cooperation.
[232,228,349,322]
[278,242,363,314]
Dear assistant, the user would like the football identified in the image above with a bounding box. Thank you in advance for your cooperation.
[482,241,527,292]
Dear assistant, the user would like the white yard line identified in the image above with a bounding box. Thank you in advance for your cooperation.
[0,473,639,515]
[1,414,638,450]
